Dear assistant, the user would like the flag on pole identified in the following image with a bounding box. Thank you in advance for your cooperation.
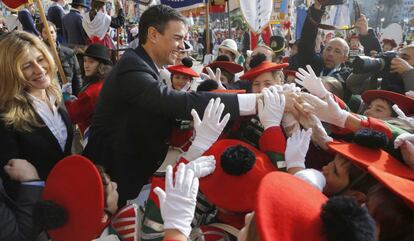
[240,0,273,34]
[160,0,205,12]
[1,0,31,10]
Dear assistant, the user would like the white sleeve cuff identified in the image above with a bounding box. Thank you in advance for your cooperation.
[294,169,326,192]
[237,94,257,116]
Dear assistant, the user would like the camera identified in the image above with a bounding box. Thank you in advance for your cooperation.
[352,52,397,76]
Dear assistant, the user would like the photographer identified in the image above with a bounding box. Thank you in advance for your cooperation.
[346,45,414,94]
[291,0,381,109]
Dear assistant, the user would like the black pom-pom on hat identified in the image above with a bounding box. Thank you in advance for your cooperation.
[353,128,388,149]
[182,57,193,68]
[33,200,68,230]
[321,196,376,241]
[221,145,256,176]
[249,53,267,69]
[197,79,219,92]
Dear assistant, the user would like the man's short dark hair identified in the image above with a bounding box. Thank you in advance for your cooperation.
[138,5,186,46]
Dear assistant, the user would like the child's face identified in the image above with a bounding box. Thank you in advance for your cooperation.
[363,98,393,119]
[322,154,352,196]
[172,74,192,91]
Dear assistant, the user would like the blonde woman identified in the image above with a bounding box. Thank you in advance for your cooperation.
[0,31,73,185]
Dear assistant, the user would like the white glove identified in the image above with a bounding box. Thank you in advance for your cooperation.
[191,98,231,150]
[301,93,349,128]
[400,141,414,170]
[285,128,312,169]
[61,82,72,95]
[185,155,216,178]
[153,164,198,237]
[257,86,286,129]
[299,113,333,150]
[406,91,414,98]
[394,132,414,149]
[282,112,300,130]
[294,169,326,191]
[282,83,301,93]
[392,104,414,127]
[200,67,226,90]
[295,65,329,99]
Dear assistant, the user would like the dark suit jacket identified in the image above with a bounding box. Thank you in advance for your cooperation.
[47,5,65,42]
[0,107,73,182]
[17,9,39,36]
[62,9,88,46]
[0,178,43,241]
[84,46,240,204]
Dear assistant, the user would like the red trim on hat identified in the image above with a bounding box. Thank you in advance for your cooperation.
[327,141,414,179]
[259,126,286,154]
[43,155,105,241]
[199,139,277,212]
[368,166,414,211]
[203,61,244,74]
[362,90,414,116]
[240,62,289,81]
[167,65,199,78]
[283,69,297,77]
[256,172,327,241]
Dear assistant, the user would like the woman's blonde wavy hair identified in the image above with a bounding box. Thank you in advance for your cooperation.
[0,31,62,132]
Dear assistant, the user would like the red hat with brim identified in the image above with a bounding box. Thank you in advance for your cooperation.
[362,90,414,116]
[43,155,105,241]
[167,65,199,78]
[203,61,244,74]
[199,139,276,212]
[256,172,327,241]
[327,141,414,180]
[382,38,398,48]
[240,62,289,81]
[368,166,414,211]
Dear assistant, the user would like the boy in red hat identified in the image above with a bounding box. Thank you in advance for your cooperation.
[167,57,199,92]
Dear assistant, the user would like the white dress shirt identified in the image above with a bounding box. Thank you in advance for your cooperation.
[27,93,68,151]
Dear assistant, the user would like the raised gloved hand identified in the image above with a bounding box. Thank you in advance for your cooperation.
[185,155,216,178]
[400,141,414,170]
[285,128,312,169]
[191,98,230,151]
[394,132,414,149]
[301,93,349,128]
[200,67,226,90]
[153,164,199,237]
[295,65,330,99]
[299,113,333,150]
[258,86,286,129]
[392,104,414,128]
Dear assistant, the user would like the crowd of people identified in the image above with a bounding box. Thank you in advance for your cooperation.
[0,1,414,241]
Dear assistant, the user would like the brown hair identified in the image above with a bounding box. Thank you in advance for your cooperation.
[0,31,61,132]
[89,0,106,21]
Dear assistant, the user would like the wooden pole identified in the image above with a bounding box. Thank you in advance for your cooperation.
[227,0,231,38]
[34,0,68,84]
[205,0,210,54]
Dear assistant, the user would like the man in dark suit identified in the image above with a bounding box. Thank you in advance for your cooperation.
[47,0,66,43]
[18,3,39,36]
[62,0,89,46]
[1,159,43,241]
[84,5,261,205]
